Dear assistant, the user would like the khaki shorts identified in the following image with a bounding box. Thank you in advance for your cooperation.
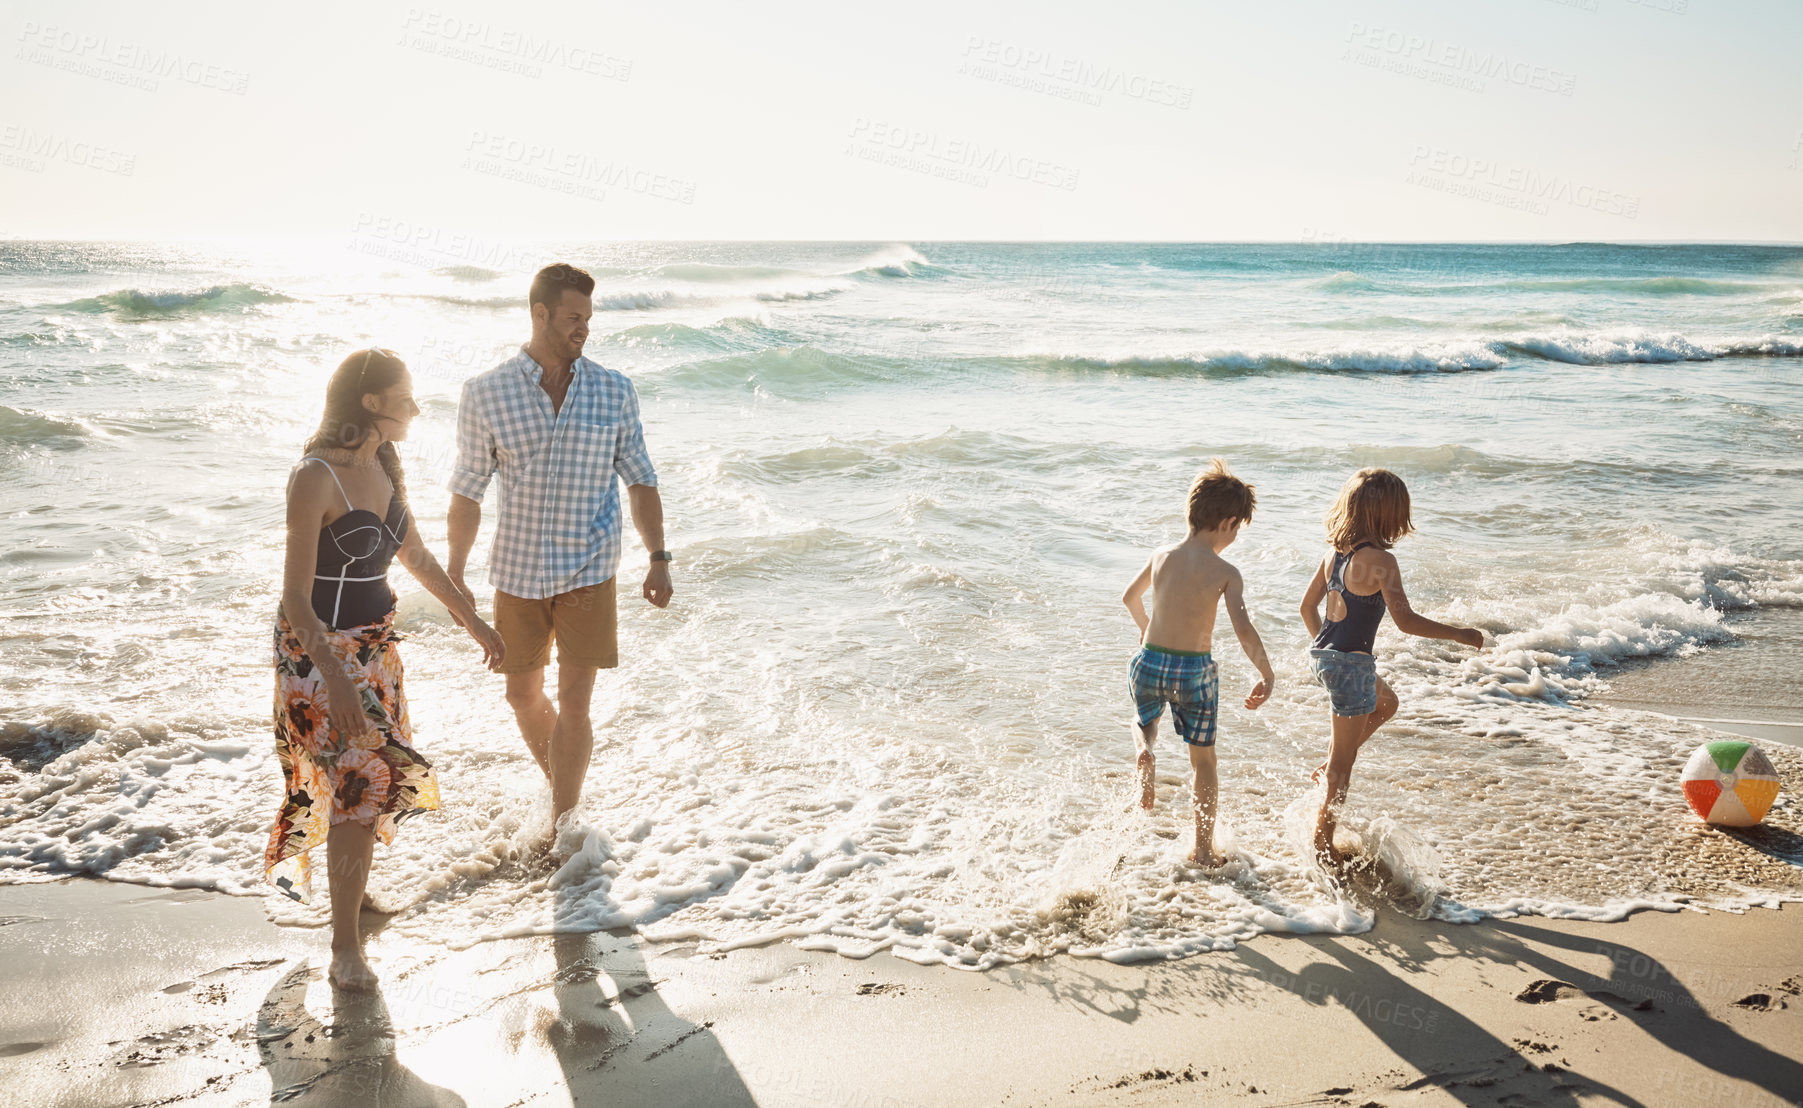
[493,579,618,673]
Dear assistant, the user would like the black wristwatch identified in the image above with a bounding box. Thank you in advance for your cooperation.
[650,550,674,563]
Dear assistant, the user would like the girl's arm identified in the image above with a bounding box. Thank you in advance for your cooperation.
[281,466,375,743]
[395,525,506,670]
[1372,551,1483,647]
[1299,557,1328,639]
[1121,558,1153,638]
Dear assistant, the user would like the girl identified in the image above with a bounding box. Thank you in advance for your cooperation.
[1299,468,1482,866]
[267,348,505,989]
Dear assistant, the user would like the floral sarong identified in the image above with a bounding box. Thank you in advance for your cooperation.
[263,606,439,903]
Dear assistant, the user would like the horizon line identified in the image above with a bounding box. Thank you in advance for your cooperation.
[6,236,1803,248]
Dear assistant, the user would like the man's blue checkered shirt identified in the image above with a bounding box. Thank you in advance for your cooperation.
[451,346,658,599]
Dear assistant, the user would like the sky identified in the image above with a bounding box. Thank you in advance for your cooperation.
[2,0,1800,241]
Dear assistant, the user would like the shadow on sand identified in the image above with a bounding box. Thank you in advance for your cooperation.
[256,887,755,1108]
[256,963,466,1108]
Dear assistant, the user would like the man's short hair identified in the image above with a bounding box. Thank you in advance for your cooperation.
[529,262,595,311]
[1187,458,1256,532]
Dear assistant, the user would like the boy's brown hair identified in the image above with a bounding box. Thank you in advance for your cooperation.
[1187,458,1256,532]
[1324,467,1414,551]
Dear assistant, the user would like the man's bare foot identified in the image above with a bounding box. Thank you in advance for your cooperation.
[328,948,378,991]
[1185,845,1229,868]
[1136,751,1156,810]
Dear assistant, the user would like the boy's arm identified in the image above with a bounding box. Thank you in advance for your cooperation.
[1223,568,1274,708]
[1374,552,1483,647]
[1299,557,1327,639]
[1121,558,1152,638]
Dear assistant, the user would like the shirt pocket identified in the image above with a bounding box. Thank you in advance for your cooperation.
[561,421,619,489]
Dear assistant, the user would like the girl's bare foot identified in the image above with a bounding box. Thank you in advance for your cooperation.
[1136,751,1156,809]
[1185,845,1228,868]
[1312,833,1350,871]
[328,948,378,991]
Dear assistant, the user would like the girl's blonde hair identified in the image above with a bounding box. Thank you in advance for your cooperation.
[1324,467,1412,552]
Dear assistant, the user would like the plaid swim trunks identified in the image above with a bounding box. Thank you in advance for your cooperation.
[1128,643,1220,747]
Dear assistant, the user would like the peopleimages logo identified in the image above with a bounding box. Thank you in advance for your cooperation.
[959,36,1192,110]
[15,21,250,94]
[1344,22,1576,96]
[846,117,1081,191]
[400,9,631,80]
[462,131,697,204]
[350,211,551,276]
[0,123,135,175]
[1407,146,1639,218]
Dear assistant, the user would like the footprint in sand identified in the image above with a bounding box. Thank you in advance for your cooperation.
[1734,974,1802,1011]
[1515,978,1633,1021]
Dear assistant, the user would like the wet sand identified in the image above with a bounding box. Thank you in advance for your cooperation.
[2,877,1799,1107]
[1592,608,1803,748]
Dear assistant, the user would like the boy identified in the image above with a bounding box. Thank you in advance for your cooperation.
[1121,458,1274,867]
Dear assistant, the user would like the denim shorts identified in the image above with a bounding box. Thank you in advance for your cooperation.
[1309,648,1378,717]
[1129,645,1219,747]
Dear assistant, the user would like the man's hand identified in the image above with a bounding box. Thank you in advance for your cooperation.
[1245,676,1272,710]
[642,562,673,608]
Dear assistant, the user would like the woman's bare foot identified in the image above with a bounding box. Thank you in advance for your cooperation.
[1136,752,1156,810]
[1309,760,1327,784]
[328,948,378,991]
[1185,845,1229,868]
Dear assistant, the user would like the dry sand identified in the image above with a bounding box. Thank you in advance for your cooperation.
[2,877,1799,1108]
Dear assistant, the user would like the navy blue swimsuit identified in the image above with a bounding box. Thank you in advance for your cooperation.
[304,457,409,630]
[1313,542,1387,654]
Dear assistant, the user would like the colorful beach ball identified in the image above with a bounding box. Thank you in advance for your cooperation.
[1680,741,1781,827]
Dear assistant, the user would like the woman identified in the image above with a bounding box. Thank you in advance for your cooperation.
[265,347,505,990]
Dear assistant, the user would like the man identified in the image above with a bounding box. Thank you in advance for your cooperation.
[448,262,672,834]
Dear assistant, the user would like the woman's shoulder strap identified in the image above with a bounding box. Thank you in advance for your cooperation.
[298,456,354,511]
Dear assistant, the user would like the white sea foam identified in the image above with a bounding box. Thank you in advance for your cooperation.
[841,243,934,278]
[1016,330,1803,376]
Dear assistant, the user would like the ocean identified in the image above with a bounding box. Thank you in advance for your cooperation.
[2,240,1800,966]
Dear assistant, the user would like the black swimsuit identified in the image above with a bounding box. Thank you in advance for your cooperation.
[303,457,409,630]
[1312,542,1387,654]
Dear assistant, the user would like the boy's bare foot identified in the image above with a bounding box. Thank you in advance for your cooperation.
[1185,845,1229,868]
[328,948,378,991]
[1136,751,1156,810]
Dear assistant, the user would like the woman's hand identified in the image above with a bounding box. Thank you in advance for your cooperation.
[468,618,506,672]
[322,670,376,749]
